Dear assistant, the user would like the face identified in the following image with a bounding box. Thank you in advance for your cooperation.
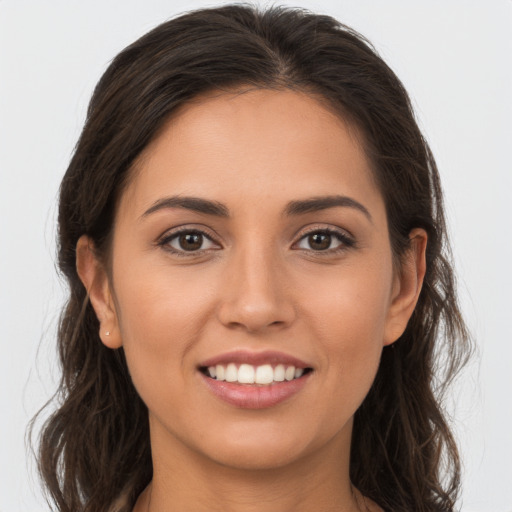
[79,89,424,472]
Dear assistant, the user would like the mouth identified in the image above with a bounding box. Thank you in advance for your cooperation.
[199,363,313,385]
[197,350,313,409]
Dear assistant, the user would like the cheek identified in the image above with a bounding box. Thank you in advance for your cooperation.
[318,295,385,393]
[306,255,393,345]
[113,251,216,336]
[302,256,393,402]
[111,260,216,400]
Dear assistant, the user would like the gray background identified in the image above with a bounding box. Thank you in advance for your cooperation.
[1,1,510,510]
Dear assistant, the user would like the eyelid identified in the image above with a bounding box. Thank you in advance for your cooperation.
[293,223,355,241]
[291,224,356,252]
[157,224,223,254]
[156,223,355,256]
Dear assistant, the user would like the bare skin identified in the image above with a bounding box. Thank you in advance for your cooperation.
[77,88,426,512]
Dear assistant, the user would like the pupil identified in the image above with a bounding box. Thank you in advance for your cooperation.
[180,233,202,251]
[309,233,330,250]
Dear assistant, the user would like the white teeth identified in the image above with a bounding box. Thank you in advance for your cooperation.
[225,363,238,382]
[206,363,308,385]
[255,364,274,385]
[285,365,295,381]
[274,364,285,382]
[215,364,225,381]
[238,364,255,384]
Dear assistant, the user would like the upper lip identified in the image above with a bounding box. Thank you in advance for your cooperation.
[199,350,312,369]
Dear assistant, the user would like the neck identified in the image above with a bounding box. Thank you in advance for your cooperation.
[134,417,368,512]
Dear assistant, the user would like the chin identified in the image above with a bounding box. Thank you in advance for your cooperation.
[208,442,308,471]
[194,420,342,472]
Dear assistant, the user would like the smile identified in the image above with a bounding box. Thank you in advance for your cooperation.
[202,363,309,385]
[198,351,313,408]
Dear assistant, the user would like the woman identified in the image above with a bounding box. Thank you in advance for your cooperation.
[34,4,471,512]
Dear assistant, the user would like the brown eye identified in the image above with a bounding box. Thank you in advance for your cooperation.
[162,230,219,254]
[179,232,203,251]
[295,229,353,253]
[307,233,331,251]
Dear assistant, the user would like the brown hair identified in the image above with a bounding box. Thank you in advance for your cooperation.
[31,4,471,511]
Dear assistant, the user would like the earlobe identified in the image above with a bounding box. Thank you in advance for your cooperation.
[383,228,427,346]
[76,235,122,349]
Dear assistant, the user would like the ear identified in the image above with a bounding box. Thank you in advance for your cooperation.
[76,235,122,349]
[383,228,427,346]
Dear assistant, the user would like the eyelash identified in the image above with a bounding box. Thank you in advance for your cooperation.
[157,227,220,257]
[293,227,356,254]
[157,226,355,257]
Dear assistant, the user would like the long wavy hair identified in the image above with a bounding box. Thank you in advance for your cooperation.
[30,4,471,512]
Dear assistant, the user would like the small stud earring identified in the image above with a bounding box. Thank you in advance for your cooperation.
[105,331,110,336]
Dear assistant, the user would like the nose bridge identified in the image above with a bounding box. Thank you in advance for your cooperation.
[217,235,294,332]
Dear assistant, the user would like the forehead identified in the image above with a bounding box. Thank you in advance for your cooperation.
[120,88,383,217]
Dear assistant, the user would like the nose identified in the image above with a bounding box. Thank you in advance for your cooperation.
[216,243,296,334]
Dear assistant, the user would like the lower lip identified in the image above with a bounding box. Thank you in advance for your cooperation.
[200,372,311,409]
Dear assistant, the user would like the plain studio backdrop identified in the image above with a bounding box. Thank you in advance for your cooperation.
[0,1,510,511]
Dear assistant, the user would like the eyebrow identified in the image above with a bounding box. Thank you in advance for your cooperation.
[284,195,372,222]
[141,194,372,222]
[142,196,230,218]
